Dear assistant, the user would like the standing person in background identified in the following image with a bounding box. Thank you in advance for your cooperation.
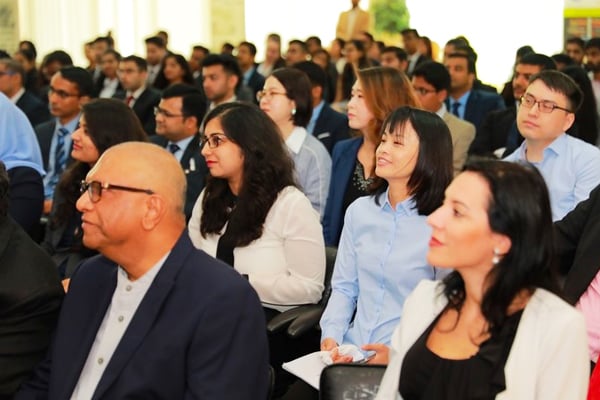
[144,36,167,87]
[257,33,286,77]
[323,66,421,246]
[376,160,589,400]
[259,67,332,218]
[336,0,371,42]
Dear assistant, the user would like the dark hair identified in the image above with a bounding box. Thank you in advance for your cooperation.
[371,106,453,215]
[401,28,419,37]
[332,37,346,50]
[0,161,8,217]
[288,39,309,54]
[0,50,8,59]
[566,37,585,49]
[239,41,258,57]
[193,45,210,54]
[360,31,374,44]
[93,35,114,49]
[154,53,195,90]
[202,53,242,89]
[270,67,313,127]
[419,36,433,59]
[551,53,575,68]
[413,61,450,92]
[43,50,73,67]
[145,36,166,48]
[199,102,296,246]
[382,46,408,62]
[442,160,559,335]
[18,40,37,59]
[291,60,327,89]
[267,33,281,43]
[529,69,584,113]
[585,37,600,51]
[340,40,372,100]
[102,49,121,61]
[306,36,322,48]
[58,66,94,97]
[162,84,207,127]
[0,58,25,84]
[16,48,36,64]
[221,42,234,54]
[561,65,599,144]
[519,53,557,71]
[52,99,148,229]
[516,45,535,60]
[121,55,147,71]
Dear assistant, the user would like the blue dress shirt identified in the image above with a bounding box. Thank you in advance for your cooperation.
[504,133,600,221]
[320,191,446,347]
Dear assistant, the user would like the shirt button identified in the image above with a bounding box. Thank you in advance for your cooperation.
[125,285,132,292]
[98,357,104,365]
[118,315,124,322]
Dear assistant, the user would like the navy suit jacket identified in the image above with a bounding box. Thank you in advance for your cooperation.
[469,106,518,157]
[114,88,161,136]
[150,135,208,221]
[447,89,505,133]
[16,232,270,400]
[555,184,600,305]
[313,103,350,154]
[16,90,51,128]
[322,137,362,246]
[34,120,75,172]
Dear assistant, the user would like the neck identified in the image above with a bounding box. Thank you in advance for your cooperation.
[387,182,410,208]
[450,87,469,100]
[58,114,77,126]
[278,120,295,140]
[525,139,552,162]
[228,180,241,196]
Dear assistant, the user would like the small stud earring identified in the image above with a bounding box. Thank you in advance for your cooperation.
[492,248,501,265]
[291,108,296,116]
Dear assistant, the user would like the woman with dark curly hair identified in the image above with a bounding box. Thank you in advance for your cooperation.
[153,53,195,90]
[41,98,147,276]
[188,102,325,312]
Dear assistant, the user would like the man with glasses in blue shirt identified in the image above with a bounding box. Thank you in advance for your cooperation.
[504,70,600,221]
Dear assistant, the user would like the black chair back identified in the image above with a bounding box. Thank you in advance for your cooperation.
[319,364,386,400]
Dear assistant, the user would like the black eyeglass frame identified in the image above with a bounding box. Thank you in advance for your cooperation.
[80,180,154,203]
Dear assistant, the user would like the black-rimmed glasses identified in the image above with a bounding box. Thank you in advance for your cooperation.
[80,180,154,203]
[519,94,572,114]
[200,133,229,149]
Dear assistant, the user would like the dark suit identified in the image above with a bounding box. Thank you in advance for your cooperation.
[15,233,270,400]
[555,184,600,305]
[0,216,63,399]
[8,166,44,235]
[469,107,519,158]
[322,137,362,246]
[114,88,161,136]
[150,135,208,220]
[16,91,51,127]
[446,89,506,134]
[93,73,124,99]
[244,65,265,104]
[33,120,56,171]
[312,102,349,154]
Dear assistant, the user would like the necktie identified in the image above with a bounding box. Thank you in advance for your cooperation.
[451,102,461,117]
[126,95,134,107]
[55,127,69,174]
[168,143,180,154]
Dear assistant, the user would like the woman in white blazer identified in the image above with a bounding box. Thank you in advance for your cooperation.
[376,160,589,399]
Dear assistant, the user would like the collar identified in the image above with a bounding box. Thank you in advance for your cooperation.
[377,188,417,215]
[285,126,308,154]
[435,103,447,118]
[171,135,195,151]
[515,133,567,163]
[10,87,25,103]
[127,85,147,99]
[209,95,237,110]
[451,90,471,105]
[242,66,254,85]
[307,100,325,134]
[57,114,81,132]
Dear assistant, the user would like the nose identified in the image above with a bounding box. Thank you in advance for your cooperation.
[200,141,210,157]
[76,189,92,213]
[71,126,82,141]
[426,204,446,229]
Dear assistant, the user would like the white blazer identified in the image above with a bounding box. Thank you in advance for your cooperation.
[375,280,590,400]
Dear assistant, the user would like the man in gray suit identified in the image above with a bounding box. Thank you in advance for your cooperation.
[412,60,475,175]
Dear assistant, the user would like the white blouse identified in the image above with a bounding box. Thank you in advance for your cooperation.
[188,186,325,312]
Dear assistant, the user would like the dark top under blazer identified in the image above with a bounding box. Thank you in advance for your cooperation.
[16,90,51,128]
[15,232,270,400]
[313,102,350,154]
[150,135,208,221]
[555,183,600,304]
[322,137,362,246]
[113,88,161,136]
[468,107,518,157]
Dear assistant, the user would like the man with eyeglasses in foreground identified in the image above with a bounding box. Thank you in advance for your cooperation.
[35,66,93,214]
[503,69,600,221]
[15,142,270,400]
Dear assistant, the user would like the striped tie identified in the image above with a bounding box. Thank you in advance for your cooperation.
[55,127,69,175]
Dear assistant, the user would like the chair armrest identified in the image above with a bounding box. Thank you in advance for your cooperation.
[266,306,309,334]
[287,305,324,338]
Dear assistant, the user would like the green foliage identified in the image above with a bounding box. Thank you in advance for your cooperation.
[370,0,410,35]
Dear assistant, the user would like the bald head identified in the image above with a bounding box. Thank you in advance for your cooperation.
[96,142,187,215]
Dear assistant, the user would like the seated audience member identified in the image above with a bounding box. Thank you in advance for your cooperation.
[554,183,600,371]
[0,93,45,234]
[504,70,600,221]
[16,142,270,399]
[201,53,248,108]
[561,65,599,145]
[323,66,420,246]
[335,39,373,106]
[94,49,123,98]
[291,61,350,154]
[412,60,475,174]
[380,46,409,73]
[188,102,325,395]
[37,50,73,103]
[153,53,195,91]
[151,84,208,220]
[236,41,265,103]
[0,161,63,399]
[114,55,161,136]
[42,99,148,277]
[13,48,42,95]
[376,160,590,399]
[0,57,50,127]
[259,67,332,218]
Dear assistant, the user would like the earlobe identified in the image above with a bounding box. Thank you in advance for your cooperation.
[141,196,164,230]
[493,234,512,257]
[562,112,576,132]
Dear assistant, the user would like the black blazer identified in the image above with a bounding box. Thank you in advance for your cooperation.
[469,107,518,157]
[34,119,75,175]
[0,216,63,398]
[446,89,506,133]
[245,66,265,104]
[114,88,161,136]
[555,184,600,304]
[313,103,350,154]
[15,233,269,400]
[16,90,51,127]
[150,135,208,220]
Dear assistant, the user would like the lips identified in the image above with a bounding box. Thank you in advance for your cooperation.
[376,157,390,166]
[429,237,442,247]
[205,160,217,167]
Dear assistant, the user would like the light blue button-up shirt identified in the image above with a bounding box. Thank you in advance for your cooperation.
[504,133,600,221]
[320,191,447,347]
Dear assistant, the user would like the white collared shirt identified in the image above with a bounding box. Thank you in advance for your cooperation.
[126,86,147,108]
[70,254,169,399]
[10,87,25,104]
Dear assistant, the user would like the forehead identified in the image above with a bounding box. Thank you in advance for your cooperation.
[159,96,183,111]
[203,64,226,76]
[445,57,466,68]
[412,75,433,87]
[447,171,490,209]
[50,73,78,90]
[265,76,284,88]
[515,64,542,75]
[204,116,223,133]
[120,60,140,70]
[526,79,567,102]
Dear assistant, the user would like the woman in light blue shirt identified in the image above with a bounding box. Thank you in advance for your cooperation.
[320,106,454,364]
